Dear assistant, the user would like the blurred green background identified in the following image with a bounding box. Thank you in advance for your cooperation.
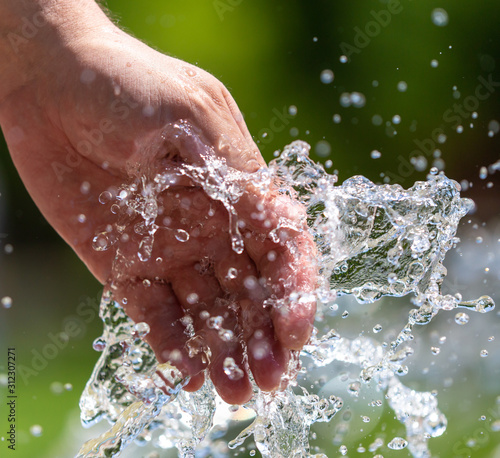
[1,0,499,457]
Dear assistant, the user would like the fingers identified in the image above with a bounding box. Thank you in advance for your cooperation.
[113,279,206,381]
[213,248,290,392]
[250,231,317,350]
[235,191,318,350]
[169,265,253,405]
[241,298,290,392]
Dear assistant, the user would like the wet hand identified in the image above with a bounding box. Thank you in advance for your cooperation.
[0,4,318,404]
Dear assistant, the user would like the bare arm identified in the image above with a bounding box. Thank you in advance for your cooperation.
[0,0,111,104]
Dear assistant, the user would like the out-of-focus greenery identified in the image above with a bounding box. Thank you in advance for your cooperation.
[0,1,499,457]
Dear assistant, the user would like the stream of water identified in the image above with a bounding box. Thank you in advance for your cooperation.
[75,126,495,458]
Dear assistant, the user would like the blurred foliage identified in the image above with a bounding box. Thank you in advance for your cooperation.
[1,0,499,457]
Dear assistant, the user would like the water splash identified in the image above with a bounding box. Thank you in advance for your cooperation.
[79,126,495,457]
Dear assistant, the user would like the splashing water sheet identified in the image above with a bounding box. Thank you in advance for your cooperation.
[77,124,495,458]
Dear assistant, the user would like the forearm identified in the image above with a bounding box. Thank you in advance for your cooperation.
[0,0,111,105]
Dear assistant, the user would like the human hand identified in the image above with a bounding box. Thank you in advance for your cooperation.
[0,0,318,404]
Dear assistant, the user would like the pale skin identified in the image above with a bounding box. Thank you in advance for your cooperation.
[0,0,317,404]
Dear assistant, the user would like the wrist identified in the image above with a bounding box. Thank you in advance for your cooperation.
[0,0,112,105]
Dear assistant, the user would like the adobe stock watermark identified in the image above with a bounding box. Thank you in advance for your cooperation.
[451,403,500,456]
[7,12,48,53]
[257,105,296,151]
[51,94,139,183]
[385,72,499,183]
[340,0,412,60]
[16,290,102,385]
[213,0,244,21]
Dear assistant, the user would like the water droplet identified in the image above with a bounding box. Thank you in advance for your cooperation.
[339,445,348,455]
[371,150,382,159]
[1,296,12,309]
[199,310,210,321]
[488,119,500,135]
[223,357,244,380]
[491,420,500,432]
[340,92,366,108]
[454,312,469,325]
[50,381,64,394]
[288,105,297,116]
[333,114,342,123]
[134,322,150,339]
[186,293,199,305]
[207,316,223,330]
[219,329,234,342]
[231,233,244,254]
[373,324,383,333]
[92,231,116,252]
[339,55,348,63]
[479,166,488,179]
[459,295,495,313]
[362,416,370,423]
[480,349,488,357]
[138,236,154,261]
[392,115,401,124]
[397,81,408,92]
[388,437,408,450]
[77,213,87,223]
[320,69,334,84]
[80,181,90,194]
[351,92,366,108]
[244,276,258,290]
[348,381,360,397]
[431,8,449,26]
[315,140,331,157]
[411,155,427,171]
[267,250,277,262]
[30,424,43,437]
[251,337,270,360]
[93,337,106,351]
[431,346,440,355]
[226,267,238,280]
[425,412,447,437]
[99,190,113,204]
[431,59,439,68]
[342,311,349,319]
